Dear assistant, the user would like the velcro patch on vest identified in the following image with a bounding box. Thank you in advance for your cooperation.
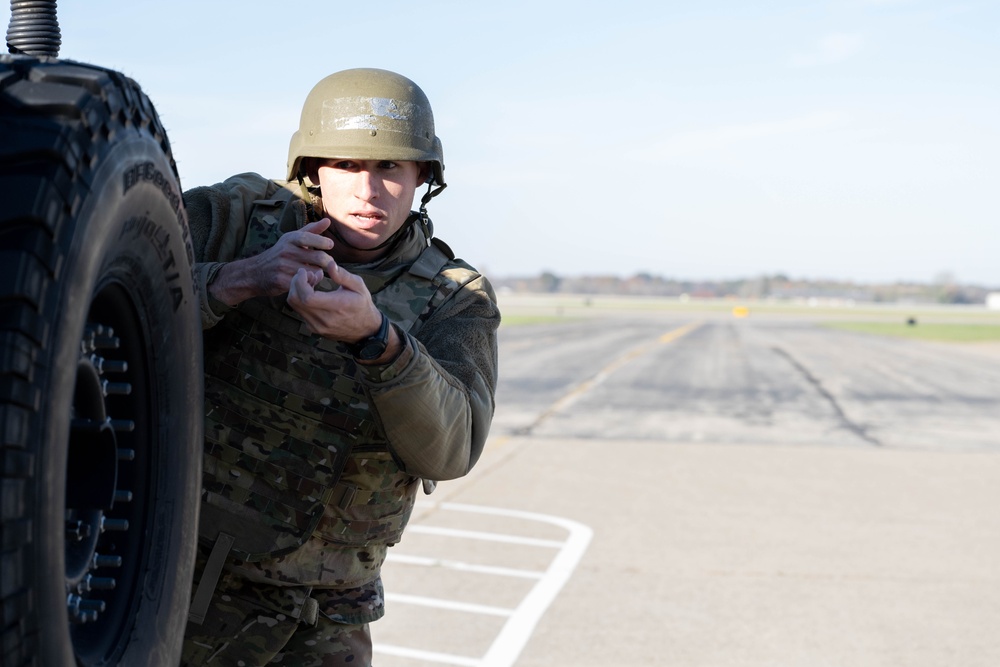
[315,455,419,548]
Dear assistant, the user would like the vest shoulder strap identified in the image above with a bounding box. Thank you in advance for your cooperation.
[408,237,454,280]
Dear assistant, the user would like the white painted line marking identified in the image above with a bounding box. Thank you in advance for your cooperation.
[385,592,513,617]
[441,504,593,667]
[376,643,480,667]
[385,553,545,580]
[407,524,564,548]
[376,503,593,667]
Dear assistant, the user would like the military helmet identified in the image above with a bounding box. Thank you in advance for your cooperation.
[287,68,445,194]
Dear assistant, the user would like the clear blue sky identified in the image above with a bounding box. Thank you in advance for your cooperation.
[52,1,999,286]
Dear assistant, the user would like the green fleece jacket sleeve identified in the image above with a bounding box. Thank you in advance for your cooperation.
[359,275,500,481]
[185,172,286,328]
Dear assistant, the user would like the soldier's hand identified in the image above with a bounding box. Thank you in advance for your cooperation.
[288,260,400,359]
[287,258,381,340]
[208,219,335,306]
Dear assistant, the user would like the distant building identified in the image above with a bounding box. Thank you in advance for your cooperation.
[987,293,1000,310]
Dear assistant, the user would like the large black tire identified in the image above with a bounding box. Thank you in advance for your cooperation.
[0,56,202,666]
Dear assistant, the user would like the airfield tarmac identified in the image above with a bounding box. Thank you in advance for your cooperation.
[371,295,1000,666]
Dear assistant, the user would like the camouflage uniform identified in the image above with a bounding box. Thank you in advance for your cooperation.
[180,172,499,666]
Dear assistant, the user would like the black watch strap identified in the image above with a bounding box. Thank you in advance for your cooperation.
[347,312,390,361]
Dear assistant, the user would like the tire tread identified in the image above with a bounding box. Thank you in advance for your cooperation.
[0,54,183,667]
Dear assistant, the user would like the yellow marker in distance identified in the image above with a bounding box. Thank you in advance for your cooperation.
[732,306,750,318]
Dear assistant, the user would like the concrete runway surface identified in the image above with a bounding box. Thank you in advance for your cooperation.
[371,298,1000,666]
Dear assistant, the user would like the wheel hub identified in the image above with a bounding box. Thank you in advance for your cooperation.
[65,324,133,624]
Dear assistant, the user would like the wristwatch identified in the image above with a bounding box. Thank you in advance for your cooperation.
[347,312,390,361]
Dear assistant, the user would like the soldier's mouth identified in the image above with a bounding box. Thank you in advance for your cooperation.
[350,212,385,229]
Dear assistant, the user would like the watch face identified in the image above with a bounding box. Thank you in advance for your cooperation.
[351,313,390,360]
[357,339,387,360]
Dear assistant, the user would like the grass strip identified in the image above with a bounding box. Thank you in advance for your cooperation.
[824,321,1000,342]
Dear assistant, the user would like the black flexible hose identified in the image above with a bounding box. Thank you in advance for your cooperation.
[6,0,61,56]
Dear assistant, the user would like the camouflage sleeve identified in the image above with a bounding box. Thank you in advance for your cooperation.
[360,275,500,481]
[184,173,282,328]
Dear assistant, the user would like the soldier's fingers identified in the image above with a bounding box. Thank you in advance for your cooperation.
[300,248,333,269]
[298,219,334,249]
[301,218,332,233]
[324,260,367,295]
[287,268,316,305]
[295,230,334,251]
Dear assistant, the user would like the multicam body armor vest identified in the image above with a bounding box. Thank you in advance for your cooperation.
[197,194,478,563]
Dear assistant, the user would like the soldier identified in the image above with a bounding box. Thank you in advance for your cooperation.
[180,68,499,666]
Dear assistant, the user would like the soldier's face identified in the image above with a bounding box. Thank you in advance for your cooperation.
[315,158,424,256]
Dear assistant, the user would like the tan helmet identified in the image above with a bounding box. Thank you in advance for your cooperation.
[287,68,445,197]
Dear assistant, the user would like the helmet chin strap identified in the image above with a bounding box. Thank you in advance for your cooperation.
[416,181,444,247]
[421,180,446,207]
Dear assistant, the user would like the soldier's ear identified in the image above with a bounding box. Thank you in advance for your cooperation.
[304,158,320,184]
[417,162,432,185]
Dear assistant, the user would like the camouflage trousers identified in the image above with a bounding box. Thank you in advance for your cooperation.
[181,573,375,666]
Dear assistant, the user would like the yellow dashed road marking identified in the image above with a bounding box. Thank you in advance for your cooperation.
[520,321,703,433]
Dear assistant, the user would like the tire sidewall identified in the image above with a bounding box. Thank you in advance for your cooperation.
[36,134,201,667]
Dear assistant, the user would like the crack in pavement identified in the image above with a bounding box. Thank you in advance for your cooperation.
[771,346,882,446]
